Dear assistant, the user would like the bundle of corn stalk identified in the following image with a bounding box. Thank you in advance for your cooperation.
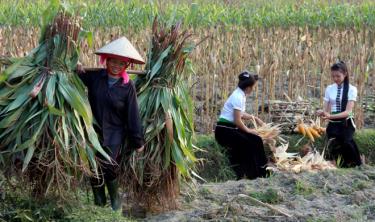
[119,18,198,211]
[0,3,109,197]
[294,117,326,142]
[251,118,285,149]
[267,143,336,173]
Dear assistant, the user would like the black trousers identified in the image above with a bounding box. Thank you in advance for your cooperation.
[326,119,362,167]
[215,122,268,180]
[91,145,121,185]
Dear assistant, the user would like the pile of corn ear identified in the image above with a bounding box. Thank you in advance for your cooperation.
[294,117,326,142]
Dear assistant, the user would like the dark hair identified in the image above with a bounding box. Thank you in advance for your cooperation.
[238,70,258,90]
[331,60,349,112]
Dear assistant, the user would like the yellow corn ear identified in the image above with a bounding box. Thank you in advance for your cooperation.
[309,127,320,138]
[297,123,306,136]
[305,127,315,142]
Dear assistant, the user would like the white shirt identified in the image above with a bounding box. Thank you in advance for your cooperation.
[324,83,357,113]
[219,87,246,122]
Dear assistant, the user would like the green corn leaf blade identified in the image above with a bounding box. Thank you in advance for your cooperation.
[0,106,25,128]
[0,59,24,83]
[47,105,65,116]
[22,145,36,172]
[171,141,188,176]
[46,74,57,106]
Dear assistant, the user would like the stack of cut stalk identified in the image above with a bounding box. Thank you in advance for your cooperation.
[0,4,109,197]
[120,18,197,211]
[267,143,336,173]
[267,99,311,133]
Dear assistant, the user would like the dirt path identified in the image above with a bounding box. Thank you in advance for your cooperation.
[143,165,375,221]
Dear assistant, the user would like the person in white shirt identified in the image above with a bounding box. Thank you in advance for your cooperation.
[215,71,268,179]
[317,61,362,167]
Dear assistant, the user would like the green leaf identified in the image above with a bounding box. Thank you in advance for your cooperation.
[0,59,23,83]
[22,146,36,172]
[46,74,57,106]
[171,141,188,176]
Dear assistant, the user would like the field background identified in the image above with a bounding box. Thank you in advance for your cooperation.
[1,0,375,133]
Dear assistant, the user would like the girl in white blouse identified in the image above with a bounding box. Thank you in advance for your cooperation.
[215,71,268,180]
[317,61,362,167]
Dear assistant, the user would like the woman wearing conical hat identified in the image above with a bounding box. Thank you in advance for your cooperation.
[77,37,145,211]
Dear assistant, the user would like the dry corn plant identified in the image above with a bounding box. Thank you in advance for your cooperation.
[119,18,198,212]
[0,3,108,198]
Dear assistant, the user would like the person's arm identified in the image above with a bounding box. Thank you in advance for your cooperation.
[234,110,258,135]
[242,112,265,126]
[125,81,145,152]
[322,101,355,120]
[75,62,100,88]
[317,87,331,117]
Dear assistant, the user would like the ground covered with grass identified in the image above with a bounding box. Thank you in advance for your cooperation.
[1,130,374,221]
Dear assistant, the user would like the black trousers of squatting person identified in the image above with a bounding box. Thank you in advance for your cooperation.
[326,118,362,167]
[215,122,268,180]
[91,145,121,186]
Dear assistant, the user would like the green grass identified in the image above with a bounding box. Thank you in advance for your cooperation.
[1,0,375,30]
[249,188,283,204]
[195,135,236,182]
[0,183,134,222]
[294,180,315,196]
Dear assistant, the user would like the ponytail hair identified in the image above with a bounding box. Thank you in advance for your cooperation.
[331,60,349,112]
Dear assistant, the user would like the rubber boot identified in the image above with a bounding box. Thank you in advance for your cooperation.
[91,184,106,206]
[106,179,121,211]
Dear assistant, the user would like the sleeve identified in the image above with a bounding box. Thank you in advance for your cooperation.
[323,87,330,102]
[125,81,145,150]
[232,94,244,111]
[77,69,102,88]
[348,86,357,101]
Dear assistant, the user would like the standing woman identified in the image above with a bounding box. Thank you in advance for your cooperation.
[215,71,268,180]
[77,37,145,211]
[317,61,362,167]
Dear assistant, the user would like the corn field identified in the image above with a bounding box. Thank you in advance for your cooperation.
[1,26,374,133]
[1,0,375,133]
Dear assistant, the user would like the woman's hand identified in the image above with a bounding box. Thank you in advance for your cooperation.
[316,109,324,117]
[136,146,144,153]
[76,61,85,74]
[247,128,259,136]
[321,112,331,120]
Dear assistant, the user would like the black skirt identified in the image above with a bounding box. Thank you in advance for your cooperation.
[326,118,362,167]
[214,122,268,180]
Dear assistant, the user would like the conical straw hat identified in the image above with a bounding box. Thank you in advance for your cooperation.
[95,37,145,64]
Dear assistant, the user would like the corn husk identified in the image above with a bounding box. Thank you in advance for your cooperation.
[252,118,285,148]
[267,143,336,173]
